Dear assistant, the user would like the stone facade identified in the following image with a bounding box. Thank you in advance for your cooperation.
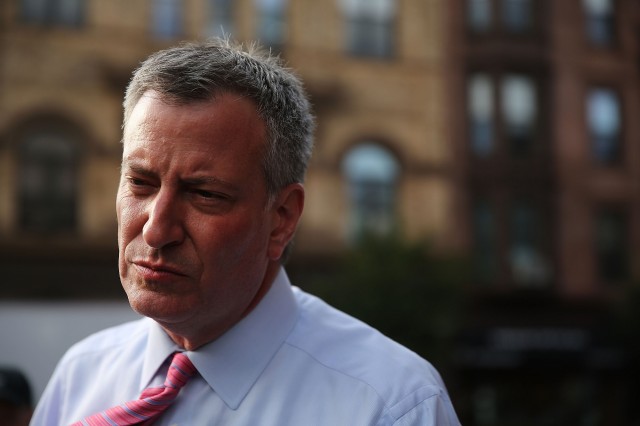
[0,0,454,266]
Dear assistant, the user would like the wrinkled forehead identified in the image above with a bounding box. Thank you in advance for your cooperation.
[124,86,264,130]
[125,89,264,133]
[122,91,268,161]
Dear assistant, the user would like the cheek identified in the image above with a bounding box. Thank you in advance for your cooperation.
[116,206,131,247]
[116,196,147,252]
[198,214,269,265]
[118,192,143,226]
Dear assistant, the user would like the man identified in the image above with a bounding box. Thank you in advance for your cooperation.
[31,38,460,425]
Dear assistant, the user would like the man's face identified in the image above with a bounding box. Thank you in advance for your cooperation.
[117,91,287,348]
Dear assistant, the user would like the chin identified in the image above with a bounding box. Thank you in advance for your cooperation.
[126,287,193,322]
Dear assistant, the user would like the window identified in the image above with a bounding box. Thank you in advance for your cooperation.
[472,199,498,283]
[18,128,79,233]
[255,0,287,49]
[339,0,395,58]
[501,0,533,33]
[468,0,492,33]
[467,72,540,159]
[153,0,183,39]
[207,0,235,38]
[508,199,549,286]
[342,144,400,240]
[583,0,616,46]
[471,196,552,287]
[595,208,628,283]
[586,87,622,164]
[468,74,495,157]
[21,0,84,27]
[501,74,537,156]
[466,0,539,36]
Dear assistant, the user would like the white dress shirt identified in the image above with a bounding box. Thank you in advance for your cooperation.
[31,269,460,426]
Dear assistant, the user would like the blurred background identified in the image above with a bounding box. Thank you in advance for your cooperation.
[0,0,639,424]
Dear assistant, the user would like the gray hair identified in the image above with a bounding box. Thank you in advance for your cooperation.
[123,38,315,198]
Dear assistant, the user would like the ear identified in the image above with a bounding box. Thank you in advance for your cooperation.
[268,183,305,261]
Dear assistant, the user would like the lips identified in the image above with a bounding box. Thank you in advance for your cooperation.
[132,260,189,281]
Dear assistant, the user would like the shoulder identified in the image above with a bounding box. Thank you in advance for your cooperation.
[32,318,152,425]
[287,287,455,421]
[60,317,150,367]
[289,287,438,377]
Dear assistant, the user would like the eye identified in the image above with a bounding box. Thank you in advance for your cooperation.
[126,176,152,188]
[191,189,229,200]
[128,177,147,186]
[125,176,155,195]
[195,189,215,199]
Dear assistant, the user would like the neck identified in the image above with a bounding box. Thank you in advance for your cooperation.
[162,263,281,351]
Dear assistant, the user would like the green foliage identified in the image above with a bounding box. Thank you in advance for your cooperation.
[304,232,469,365]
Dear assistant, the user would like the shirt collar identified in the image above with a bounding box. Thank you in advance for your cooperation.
[142,267,299,410]
[141,319,181,391]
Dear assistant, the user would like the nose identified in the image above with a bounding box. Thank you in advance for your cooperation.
[142,188,185,249]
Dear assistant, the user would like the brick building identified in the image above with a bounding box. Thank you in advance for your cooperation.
[449,1,640,424]
[1,0,639,424]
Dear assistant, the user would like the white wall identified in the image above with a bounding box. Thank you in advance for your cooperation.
[0,301,141,404]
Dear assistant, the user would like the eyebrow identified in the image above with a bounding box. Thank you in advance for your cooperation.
[181,176,238,191]
[122,161,153,176]
[121,161,238,191]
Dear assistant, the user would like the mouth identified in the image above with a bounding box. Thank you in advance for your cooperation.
[132,260,189,281]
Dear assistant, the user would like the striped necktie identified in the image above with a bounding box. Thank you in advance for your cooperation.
[71,352,196,426]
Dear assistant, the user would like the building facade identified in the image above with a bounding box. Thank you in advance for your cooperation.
[450,0,640,424]
[0,0,455,296]
[1,0,639,424]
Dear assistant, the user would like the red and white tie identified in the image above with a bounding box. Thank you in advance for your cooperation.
[71,352,196,426]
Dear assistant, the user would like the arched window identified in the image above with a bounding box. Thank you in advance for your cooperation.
[18,125,79,233]
[342,143,400,240]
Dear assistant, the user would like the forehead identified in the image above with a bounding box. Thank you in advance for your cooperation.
[127,90,262,129]
[121,92,268,182]
[124,91,266,151]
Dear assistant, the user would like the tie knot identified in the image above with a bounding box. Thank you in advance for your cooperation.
[71,352,198,426]
[166,352,196,389]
